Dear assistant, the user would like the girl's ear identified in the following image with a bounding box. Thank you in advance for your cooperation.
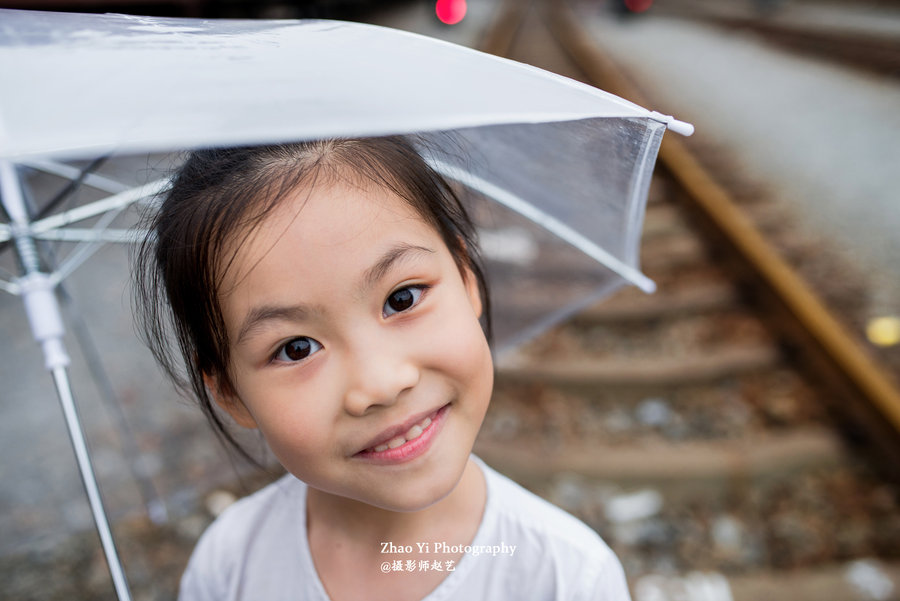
[455,237,483,319]
[202,372,258,430]
[462,263,483,319]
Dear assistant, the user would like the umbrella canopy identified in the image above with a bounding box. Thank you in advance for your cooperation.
[1,10,691,159]
[0,8,691,600]
[0,8,692,350]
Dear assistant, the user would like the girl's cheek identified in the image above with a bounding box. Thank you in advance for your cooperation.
[429,299,492,373]
[256,393,332,454]
[230,365,306,419]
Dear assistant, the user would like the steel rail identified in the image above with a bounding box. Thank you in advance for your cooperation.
[696,14,900,79]
[542,0,900,472]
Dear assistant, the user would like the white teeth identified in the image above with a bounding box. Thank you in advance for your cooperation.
[369,413,435,452]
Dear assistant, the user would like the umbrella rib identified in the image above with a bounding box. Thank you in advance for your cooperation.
[0,278,21,295]
[30,178,168,235]
[20,159,130,194]
[427,159,656,293]
[625,123,665,266]
[51,204,125,285]
[33,228,147,244]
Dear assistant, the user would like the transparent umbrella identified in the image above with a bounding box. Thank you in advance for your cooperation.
[0,9,691,600]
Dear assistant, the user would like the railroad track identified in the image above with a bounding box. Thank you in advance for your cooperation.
[629,0,900,79]
[677,10,900,79]
[472,0,900,599]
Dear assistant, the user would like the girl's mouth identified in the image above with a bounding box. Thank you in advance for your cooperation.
[356,404,448,463]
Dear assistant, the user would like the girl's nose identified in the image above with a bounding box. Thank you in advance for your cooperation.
[343,344,420,416]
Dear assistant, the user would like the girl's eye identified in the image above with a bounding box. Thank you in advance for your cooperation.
[383,285,426,317]
[274,337,323,363]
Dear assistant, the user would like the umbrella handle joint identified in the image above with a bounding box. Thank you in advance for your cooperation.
[20,273,70,370]
[0,159,70,370]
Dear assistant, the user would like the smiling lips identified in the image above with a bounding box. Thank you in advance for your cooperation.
[372,414,433,452]
[357,405,447,463]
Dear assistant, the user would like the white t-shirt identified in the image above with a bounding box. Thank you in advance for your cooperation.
[179,456,631,600]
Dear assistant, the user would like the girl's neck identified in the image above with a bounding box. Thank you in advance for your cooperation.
[305,459,486,601]
[306,458,486,544]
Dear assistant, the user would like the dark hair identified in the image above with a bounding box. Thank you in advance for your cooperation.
[133,136,491,461]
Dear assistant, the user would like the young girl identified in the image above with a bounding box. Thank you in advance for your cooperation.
[135,136,631,600]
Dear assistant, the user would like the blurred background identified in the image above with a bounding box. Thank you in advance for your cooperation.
[1,0,899,599]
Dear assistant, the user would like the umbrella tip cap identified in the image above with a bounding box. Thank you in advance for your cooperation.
[668,119,695,137]
[648,111,694,137]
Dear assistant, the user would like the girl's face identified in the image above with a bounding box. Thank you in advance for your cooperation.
[211,174,493,512]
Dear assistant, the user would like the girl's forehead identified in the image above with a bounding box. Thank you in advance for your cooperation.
[222,178,439,286]
[278,177,426,239]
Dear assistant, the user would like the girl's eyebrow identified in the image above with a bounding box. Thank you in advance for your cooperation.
[236,303,320,344]
[361,243,435,290]
[236,244,436,344]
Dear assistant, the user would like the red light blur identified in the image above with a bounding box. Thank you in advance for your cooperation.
[436,0,467,25]
[625,0,653,12]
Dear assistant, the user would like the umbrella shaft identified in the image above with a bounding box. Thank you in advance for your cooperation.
[4,160,132,599]
[52,366,133,601]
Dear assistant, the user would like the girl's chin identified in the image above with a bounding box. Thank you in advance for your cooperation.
[361,470,464,513]
[338,457,469,514]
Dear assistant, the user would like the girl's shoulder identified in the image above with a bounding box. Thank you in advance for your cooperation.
[478,457,607,552]
[471,457,632,600]
[203,473,304,544]
[179,474,306,600]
